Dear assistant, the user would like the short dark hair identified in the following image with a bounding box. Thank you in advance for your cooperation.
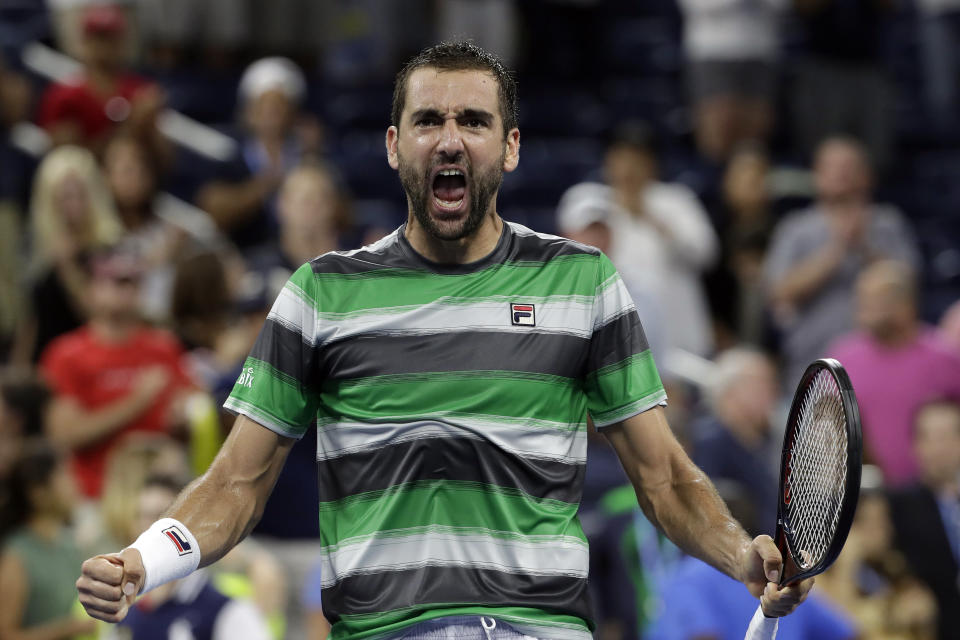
[391,41,519,134]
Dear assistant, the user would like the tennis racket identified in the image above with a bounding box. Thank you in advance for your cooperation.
[745,358,862,640]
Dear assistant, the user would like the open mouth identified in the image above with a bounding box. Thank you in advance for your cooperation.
[431,168,467,211]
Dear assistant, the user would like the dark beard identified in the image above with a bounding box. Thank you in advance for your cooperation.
[398,152,504,242]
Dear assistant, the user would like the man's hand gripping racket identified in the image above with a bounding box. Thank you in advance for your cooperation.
[744,359,863,640]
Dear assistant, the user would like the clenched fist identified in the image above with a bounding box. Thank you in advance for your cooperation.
[76,548,145,623]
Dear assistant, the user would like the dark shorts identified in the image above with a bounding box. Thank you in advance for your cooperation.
[687,58,777,102]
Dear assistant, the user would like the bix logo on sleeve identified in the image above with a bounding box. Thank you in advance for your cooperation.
[510,303,536,326]
[236,366,254,389]
[162,525,193,556]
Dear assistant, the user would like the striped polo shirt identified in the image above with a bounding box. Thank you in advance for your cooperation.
[225,221,666,640]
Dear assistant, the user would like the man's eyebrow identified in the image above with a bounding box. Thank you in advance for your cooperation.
[409,108,443,121]
[460,109,494,122]
[408,108,495,121]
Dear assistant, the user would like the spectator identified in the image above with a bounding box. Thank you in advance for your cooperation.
[677,0,785,161]
[103,134,205,322]
[829,261,960,485]
[764,136,920,387]
[692,348,781,531]
[790,0,895,170]
[560,124,718,358]
[107,473,272,640]
[916,0,960,128]
[938,299,960,354]
[646,479,856,640]
[816,485,938,640]
[13,145,123,364]
[649,558,856,640]
[170,248,259,399]
[0,53,33,209]
[245,163,348,288]
[888,399,960,640]
[196,57,323,249]
[0,442,97,640]
[0,370,51,479]
[136,0,249,70]
[37,4,166,159]
[556,181,667,367]
[0,56,34,356]
[707,143,776,348]
[39,247,194,499]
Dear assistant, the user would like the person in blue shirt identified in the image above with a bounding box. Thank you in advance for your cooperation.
[647,555,856,640]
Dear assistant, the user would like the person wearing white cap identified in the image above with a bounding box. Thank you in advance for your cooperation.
[557,182,667,368]
[556,124,718,360]
[195,57,323,250]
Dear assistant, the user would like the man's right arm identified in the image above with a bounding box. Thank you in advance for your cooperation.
[76,414,295,622]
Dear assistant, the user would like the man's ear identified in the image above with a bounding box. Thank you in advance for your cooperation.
[386,126,399,170]
[503,128,520,173]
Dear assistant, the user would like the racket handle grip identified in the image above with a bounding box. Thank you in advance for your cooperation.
[745,605,779,640]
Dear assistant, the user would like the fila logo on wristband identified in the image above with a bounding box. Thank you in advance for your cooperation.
[162,525,193,556]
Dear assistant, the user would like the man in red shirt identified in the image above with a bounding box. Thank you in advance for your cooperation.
[37,5,165,158]
[40,248,192,498]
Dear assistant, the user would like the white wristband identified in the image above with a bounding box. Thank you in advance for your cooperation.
[744,604,779,640]
[127,518,202,594]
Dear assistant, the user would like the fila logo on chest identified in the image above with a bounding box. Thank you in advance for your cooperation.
[510,303,536,326]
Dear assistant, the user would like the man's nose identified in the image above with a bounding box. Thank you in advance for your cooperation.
[437,118,464,155]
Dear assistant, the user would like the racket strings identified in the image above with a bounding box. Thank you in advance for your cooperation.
[785,370,848,569]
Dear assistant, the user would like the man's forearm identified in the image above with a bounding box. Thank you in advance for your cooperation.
[631,456,752,580]
[162,416,293,567]
[604,411,754,581]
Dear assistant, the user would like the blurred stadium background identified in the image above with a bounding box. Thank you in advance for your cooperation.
[1,1,960,639]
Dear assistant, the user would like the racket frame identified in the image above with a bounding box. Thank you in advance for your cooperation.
[775,358,862,586]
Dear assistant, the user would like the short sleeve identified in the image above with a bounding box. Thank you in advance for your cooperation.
[584,253,667,428]
[223,263,320,439]
[39,338,82,399]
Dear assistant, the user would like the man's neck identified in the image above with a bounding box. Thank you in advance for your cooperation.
[405,211,503,264]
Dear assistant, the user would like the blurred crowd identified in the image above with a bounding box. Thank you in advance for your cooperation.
[1,1,959,639]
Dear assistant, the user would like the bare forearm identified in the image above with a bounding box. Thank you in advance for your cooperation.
[629,458,751,580]
[165,473,261,567]
[164,417,292,566]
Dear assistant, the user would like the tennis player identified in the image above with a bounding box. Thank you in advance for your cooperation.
[77,42,813,639]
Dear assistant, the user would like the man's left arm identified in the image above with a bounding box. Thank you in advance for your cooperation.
[602,405,813,616]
